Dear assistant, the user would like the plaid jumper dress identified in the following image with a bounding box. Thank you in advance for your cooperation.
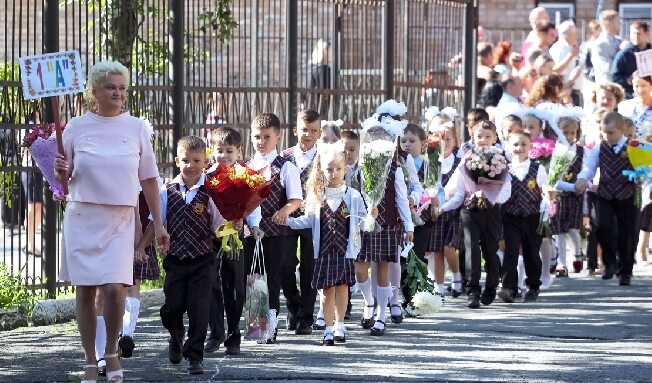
[134,192,160,281]
[427,152,463,252]
[551,146,584,234]
[166,184,214,260]
[312,201,356,289]
[357,162,402,263]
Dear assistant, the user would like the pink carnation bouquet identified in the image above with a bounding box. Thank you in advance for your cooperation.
[460,146,509,209]
[528,137,556,170]
[22,123,66,200]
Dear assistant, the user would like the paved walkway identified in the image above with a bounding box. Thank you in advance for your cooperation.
[2,264,652,382]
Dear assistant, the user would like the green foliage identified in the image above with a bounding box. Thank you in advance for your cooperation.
[197,0,239,43]
[140,248,166,290]
[401,250,434,298]
[0,63,26,208]
[0,264,37,314]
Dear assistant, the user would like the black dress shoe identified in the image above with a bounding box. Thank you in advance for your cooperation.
[619,275,631,286]
[480,288,496,306]
[225,345,241,355]
[522,289,540,302]
[204,332,226,353]
[295,320,313,335]
[264,329,278,344]
[286,313,297,331]
[97,358,106,377]
[186,358,204,375]
[323,333,335,346]
[118,335,135,358]
[497,288,514,303]
[467,292,480,309]
[390,305,403,324]
[312,318,326,330]
[360,317,374,329]
[168,337,183,364]
[369,320,385,336]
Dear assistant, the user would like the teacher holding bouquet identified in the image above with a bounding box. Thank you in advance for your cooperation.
[55,61,169,383]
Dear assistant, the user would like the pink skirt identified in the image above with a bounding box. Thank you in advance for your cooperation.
[60,202,135,285]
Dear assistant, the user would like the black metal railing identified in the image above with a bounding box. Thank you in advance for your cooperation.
[0,0,475,297]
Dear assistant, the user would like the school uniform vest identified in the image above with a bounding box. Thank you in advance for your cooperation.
[423,150,460,222]
[348,166,362,192]
[281,147,314,218]
[597,141,635,201]
[249,155,289,237]
[503,161,542,217]
[376,162,400,226]
[319,201,350,255]
[564,146,584,185]
[166,184,213,260]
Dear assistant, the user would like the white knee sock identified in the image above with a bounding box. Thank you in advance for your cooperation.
[436,283,445,296]
[452,272,462,291]
[374,285,393,328]
[389,262,401,307]
[540,239,553,287]
[356,277,375,319]
[555,234,567,268]
[569,229,582,257]
[517,255,525,291]
[316,290,325,320]
[95,316,106,360]
[425,254,436,281]
[370,263,378,300]
[123,297,140,337]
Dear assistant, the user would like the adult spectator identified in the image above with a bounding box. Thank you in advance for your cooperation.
[478,26,488,43]
[522,7,550,61]
[494,76,523,124]
[524,74,564,107]
[309,39,331,89]
[550,20,583,106]
[534,54,555,77]
[580,20,602,84]
[509,52,524,76]
[592,10,622,84]
[532,22,557,54]
[611,21,651,99]
[477,42,495,92]
[54,61,169,383]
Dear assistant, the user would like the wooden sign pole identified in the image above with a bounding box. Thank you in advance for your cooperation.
[52,96,68,195]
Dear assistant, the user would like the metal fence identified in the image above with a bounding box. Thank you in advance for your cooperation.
[0,0,475,297]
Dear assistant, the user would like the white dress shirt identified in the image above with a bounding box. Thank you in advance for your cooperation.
[157,172,224,232]
[510,158,547,185]
[549,38,582,90]
[444,159,513,210]
[393,168,415,232]
[405,154,424,205]
[577,136,628,182]
[440,152,456,176]
[292,145,317,171]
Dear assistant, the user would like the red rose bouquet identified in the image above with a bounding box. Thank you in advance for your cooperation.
[21,123,66,200]
[204,162,271,254]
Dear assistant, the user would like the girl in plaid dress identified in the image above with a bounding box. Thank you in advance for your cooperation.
[551,117,587,276]
[425,123,464,299]
[283,142,366,345]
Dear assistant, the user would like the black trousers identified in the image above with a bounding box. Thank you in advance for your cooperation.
[586,193,599,270]
[401,222,431,305]
[502,213,542,292]
[160,254,214,362]
[244,235,287,312]
[280,228,317,324]
[207,249,246,347]
[460,206,501,294]
[596,196,638,277]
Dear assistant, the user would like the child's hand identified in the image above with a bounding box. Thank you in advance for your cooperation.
[431,196,440,207]
[251,226,264,240]
[232,219,244,231]
[134,247,148,264]
[474,190,485,198]
[407,196,415,208]
[582,216,590,229]
[370,207,379,219]
[271,209,289,225]
[574,179,588,195]
[405,231,414,243]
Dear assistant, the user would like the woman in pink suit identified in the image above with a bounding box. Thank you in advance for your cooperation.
[55,61,169,383]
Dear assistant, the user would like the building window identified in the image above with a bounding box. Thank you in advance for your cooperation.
[538,2,575,24]
[619,3,652,36]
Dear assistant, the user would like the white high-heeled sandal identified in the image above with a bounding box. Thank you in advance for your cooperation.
[104,353,123,383]
[81,363,98,383]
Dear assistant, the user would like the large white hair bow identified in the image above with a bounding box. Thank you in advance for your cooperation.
[376,99,408,118]
[321,119,344,128]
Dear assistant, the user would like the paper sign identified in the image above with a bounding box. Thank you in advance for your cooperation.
[19,50,84,100]
[636,49,652,78]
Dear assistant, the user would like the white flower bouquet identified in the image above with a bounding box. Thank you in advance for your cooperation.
[460,146,509,209]
[409,291,444,316]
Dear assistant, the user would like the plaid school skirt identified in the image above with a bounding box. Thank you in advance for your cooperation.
[357,225,401,263]
[133,245,160,281]
[427,210,462,253]
[550,192,583,235]
[312,248,356,290]
[641,204,652,232]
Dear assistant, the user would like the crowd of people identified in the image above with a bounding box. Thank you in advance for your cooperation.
[54,7,652,380]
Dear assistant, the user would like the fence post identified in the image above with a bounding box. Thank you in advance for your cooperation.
[170,0,184,164]
[382,0,395,100]
[42,0,59,299]
[286,0,298,139]
[462,0,477,136]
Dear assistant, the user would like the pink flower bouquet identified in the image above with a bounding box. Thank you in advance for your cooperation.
[22,123,66,200]
[529,137,556,170]
[461,146,508,208]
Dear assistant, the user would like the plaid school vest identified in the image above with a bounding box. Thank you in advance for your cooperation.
[503,161,542,217]
[564,145,584,184]
[249,155,289,237]
[376,162,400,226]
[281,147,313,218]
[320,201,350,255]
[597,141,635,201]
[422,150,460,222]
[166,184,213,260]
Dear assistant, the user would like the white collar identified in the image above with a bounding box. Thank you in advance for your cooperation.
[293,144,317,159]
[253,149,279,163]
[170,172,206,191]
[511,158,531,169]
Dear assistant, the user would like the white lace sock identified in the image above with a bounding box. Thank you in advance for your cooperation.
[389,262,401,309]
[95,316,106,361]
[373,285,393,330]
[555,234,567,268]
[517,255,526,291]
[569,229,582,257]
[357,277,375,319]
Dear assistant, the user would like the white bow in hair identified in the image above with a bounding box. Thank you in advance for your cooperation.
[361,115,407,138]
[440,107,459,119]
[376,99,408,117]
[424,106,440,122]
[317,139,345,156]
[424,106,458,122]
[321,119,344,128]
[514,106,569,146]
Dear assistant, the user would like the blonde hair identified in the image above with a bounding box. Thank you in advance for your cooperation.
[303,149,347,214]
[438,123,460,148]
[84,61,129,112]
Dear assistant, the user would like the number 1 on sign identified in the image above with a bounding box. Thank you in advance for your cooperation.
[36,62,45,90]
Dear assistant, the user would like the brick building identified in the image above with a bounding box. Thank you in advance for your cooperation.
[479,0,652,49]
